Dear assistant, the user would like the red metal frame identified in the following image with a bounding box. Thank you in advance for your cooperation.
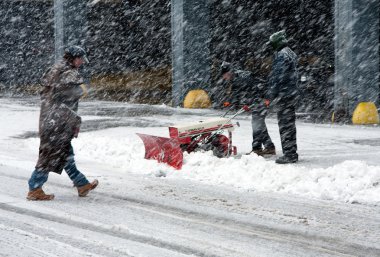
[138,124,237,170]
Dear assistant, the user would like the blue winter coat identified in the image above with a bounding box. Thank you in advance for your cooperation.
[267,47,299,106]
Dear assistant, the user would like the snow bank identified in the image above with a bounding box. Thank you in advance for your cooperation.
[178,153,380,204]
[26,130,380,205]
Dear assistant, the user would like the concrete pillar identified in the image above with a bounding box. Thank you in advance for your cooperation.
[334,0,379,117]
[54,0,87,61]
[171,0,211,107]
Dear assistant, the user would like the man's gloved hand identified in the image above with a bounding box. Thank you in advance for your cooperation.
[242,105,251,112]
[223,101,231,108]
[264,99,270,107]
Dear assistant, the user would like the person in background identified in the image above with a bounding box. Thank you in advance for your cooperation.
[27,45,98,200]
[266,30,299,164]
[220,61,276,156]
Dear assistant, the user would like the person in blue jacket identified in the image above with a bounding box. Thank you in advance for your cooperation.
[266,30,299,164]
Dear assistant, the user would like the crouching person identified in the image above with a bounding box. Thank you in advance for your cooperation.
[220,62,275,156]
[27,46,98,200]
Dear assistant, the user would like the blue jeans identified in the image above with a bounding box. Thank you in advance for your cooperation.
[28,145,89,191]
[251,103,275,151]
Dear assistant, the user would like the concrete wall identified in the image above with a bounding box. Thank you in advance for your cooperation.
[335,0,379,116]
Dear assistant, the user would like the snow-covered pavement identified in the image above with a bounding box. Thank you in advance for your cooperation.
[0,97,379,256]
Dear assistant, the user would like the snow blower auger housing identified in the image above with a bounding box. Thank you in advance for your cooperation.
[137,117,237,170]
[137,104,252,169]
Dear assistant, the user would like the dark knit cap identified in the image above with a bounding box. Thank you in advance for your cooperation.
[220,61,232,76]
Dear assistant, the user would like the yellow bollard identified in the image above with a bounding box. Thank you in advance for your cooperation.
[183,89,211,108]
[352,102,379,125]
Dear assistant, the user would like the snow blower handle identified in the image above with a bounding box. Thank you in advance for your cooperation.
[222,103,253,117]
[206,103,255,143]
[223,103,254,127]
[226,103,255,120]
[221,105,236,117]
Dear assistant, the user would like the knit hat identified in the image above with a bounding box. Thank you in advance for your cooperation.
[64,45,89,63]
[269,30,288,50]
[220,61,232,76]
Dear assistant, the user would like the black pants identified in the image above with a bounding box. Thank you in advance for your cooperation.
[277,105,297,157]
[251,104,275,151]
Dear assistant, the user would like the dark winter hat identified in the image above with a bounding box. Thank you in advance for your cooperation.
[220,61,232,76]
[64,45,89,63]
[269,30,288,50]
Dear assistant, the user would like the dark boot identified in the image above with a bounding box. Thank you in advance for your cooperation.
[77,179,99,197]
[27,188,55,201]
[275,154,298,164]
[247,147,276,156]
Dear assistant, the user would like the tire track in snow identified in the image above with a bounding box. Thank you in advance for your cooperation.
[99,194,378,257]
[1,171,379,257]
[0,202,220,257]
[0,222,108,257]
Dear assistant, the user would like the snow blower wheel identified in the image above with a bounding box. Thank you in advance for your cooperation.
[209,134,229,158]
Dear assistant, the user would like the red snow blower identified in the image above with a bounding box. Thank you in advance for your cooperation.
[137,104,252,169]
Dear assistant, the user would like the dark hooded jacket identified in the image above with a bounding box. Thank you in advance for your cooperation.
[222,70,266,106]
[35,60,84,174]
[267,46,299,107]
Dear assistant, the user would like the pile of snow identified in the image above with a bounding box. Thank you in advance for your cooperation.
[25,129,380,205]
[179,153,380,204]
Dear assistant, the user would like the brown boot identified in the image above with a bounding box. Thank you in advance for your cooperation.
[77,179,99,197]
[246,149,264,156]
[247,148,276,156]
[27,188,55,201]
[261,147,276,156]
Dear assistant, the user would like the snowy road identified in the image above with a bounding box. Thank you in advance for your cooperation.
[0,97,379,256]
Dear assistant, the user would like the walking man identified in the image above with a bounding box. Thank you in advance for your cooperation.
[27,46,98,200]
[266,30,299,164]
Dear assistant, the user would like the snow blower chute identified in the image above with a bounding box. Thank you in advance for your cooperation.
[137,105,252,169]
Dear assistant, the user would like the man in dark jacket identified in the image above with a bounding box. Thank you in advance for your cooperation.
[27,46,98,200]
[220,62,275,156]
[266,30,299,164]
